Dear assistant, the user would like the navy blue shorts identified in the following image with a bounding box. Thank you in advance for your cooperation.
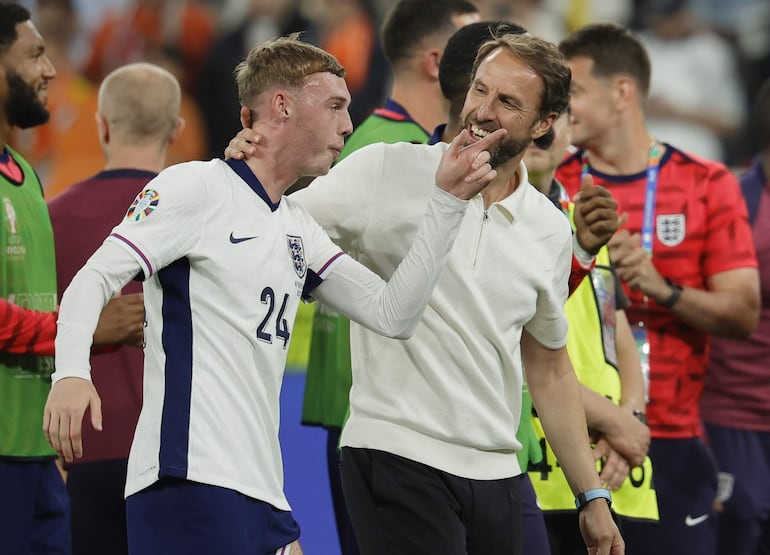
[705,422,770,555]
[0,458,71,555]
[622,437,718,555]
[126,478,300,555]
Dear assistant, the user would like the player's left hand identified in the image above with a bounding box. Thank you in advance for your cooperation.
[573,173,619,255]
[608,230,669,300]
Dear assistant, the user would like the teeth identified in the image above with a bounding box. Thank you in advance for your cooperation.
[470,124,489,139]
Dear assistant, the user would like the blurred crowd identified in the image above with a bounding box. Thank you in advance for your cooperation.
[10,0,770,198]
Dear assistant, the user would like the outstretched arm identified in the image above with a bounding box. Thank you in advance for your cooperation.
[312,129,505,338]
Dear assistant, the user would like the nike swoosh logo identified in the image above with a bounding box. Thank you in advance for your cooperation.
[685,513,710,526]
[229,232,258,244]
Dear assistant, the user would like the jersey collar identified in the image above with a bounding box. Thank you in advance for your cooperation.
[225,158,281,212]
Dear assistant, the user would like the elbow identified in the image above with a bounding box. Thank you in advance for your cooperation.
[722,304,760,340]
[389,321,418,340]
[730,311,759,340]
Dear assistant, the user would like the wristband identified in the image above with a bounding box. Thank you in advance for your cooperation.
[658,278,682,308]
[575,488,612,512]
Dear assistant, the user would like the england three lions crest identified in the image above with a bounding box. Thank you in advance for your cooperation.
[657,214,686,247]
[287,235,307,278]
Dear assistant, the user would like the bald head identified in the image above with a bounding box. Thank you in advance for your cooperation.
[98,62,181,145]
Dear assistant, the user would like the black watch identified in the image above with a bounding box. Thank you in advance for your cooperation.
[658,278,682,308]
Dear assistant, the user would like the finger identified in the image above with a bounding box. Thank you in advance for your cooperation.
[70,411,83,460]
[451,128,506,157]
[470,149,491,170]
[593,441,609,461]
[581,207,619,227]
[46,408,61,454]
[42,405,51,443]
[580,172,594,191]
[464,164,497,185]
[617,211,629,228]
[59,412,74,463]
[90,392,103,432]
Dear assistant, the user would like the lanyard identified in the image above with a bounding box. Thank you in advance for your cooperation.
[581,142,662,254]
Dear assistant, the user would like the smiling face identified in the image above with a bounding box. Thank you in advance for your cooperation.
[1,20,56,129]
[289,71,353,177]
[460,47,554,170]
[565,56,618,150]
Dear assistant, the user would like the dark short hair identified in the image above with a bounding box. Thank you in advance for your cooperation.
[439,21,527,104]
[558,22,651,98]
[0,2,30,54]
[755,79,770,151]
[381,0,478,70]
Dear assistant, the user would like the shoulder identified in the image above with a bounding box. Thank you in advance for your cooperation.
[47,177,96,214]
[663,145,735,185]
[339,140,442,171]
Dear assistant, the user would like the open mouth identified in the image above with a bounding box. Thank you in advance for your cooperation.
[469,124,491,140]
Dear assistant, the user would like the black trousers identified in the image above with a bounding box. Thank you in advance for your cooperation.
[340,446,523,555]
[67,458,129,555]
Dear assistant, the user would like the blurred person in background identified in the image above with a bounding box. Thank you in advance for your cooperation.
[48,62,184,555]
[10,0,102,197]
[557,22,759,555]
[82,0,215,94]
[0,4,143,553]
[198,0,318,159]
[301,0,386,127]
[637,0,746,164]
[701,78,770,555]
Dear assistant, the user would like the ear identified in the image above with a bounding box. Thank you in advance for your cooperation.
[614,76,637,110]
[271,91,291,120]
[168,116,185,146]
[95,112,109,144]
[531,111,559,140]
[422,48,442,80]
[239,106,253,129]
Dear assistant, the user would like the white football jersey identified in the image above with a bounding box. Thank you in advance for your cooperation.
[110,159,343,510]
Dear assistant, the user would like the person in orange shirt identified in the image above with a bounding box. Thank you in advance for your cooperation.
[82,0,216,94]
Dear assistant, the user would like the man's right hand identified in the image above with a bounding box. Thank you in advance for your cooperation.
[43,377,102,463]
[93,293,144,347]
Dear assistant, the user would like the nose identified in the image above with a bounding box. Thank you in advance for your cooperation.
[41,54,56,80]
[475,97,494,121]
[341,109,353,137]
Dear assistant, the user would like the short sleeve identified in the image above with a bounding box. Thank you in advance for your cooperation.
[702,164,758,278]
[524,227,572,349]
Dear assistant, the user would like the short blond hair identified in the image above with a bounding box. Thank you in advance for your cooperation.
[98,62,181,144]
[235,33,345,108]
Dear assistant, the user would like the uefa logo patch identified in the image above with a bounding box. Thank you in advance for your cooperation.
[126,189,160,222]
